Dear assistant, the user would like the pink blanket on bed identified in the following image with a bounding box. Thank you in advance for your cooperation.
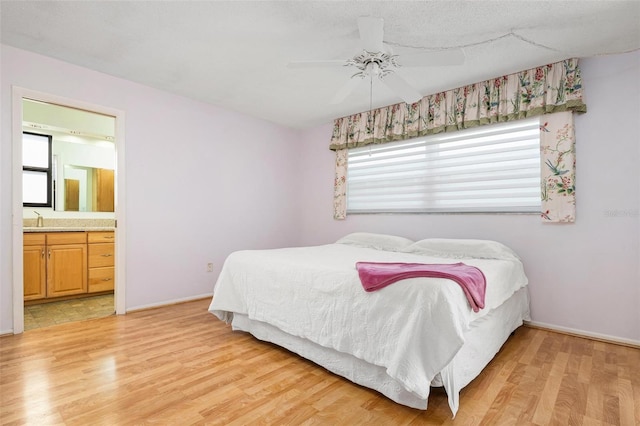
[356,262,486,312]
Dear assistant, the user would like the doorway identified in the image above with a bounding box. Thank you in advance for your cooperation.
[11,87,126,334]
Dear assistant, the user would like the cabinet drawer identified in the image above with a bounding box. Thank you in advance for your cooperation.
[88,232,115,243]
[47,232,87,245]
[88,243,114,267]
[88,267,114,292]
[24,233,46,245]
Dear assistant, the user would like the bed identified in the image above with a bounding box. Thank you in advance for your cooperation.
[208,233,530,416]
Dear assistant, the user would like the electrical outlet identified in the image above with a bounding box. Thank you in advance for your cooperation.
[207,262,214,272]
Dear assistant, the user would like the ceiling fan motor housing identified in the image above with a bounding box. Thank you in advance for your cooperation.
[347,50,399,78]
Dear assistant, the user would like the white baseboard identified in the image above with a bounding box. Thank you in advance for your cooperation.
[126,293,213,313]
[0,329,15,337]
[524,320,640,348]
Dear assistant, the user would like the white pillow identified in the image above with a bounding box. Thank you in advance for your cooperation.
[335,232,414,252]
[403,238,521,261]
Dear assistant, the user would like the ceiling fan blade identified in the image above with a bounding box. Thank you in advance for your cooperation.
[380,72,423,104]
[399,49,465,67]
[330,76,364,104]
[357,17,384,52]
[287,60,347,68]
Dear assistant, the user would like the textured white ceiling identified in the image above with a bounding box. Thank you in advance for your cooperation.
[2,1,639,129]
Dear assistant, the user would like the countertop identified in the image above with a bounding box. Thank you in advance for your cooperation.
[23,218,115,232]
[24,227,115,232]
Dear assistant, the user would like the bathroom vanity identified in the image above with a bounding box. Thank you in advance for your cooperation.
[23,227,115,303]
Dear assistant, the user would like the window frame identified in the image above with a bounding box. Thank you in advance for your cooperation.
[22,131,53,208]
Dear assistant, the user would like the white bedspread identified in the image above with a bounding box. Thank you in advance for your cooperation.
[209,242,528,413]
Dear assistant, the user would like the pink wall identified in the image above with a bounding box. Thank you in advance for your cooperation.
[0,45,301,332]
[2,44,638,343]
[296,51,640,343]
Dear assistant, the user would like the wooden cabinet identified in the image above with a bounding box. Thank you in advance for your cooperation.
[88,231,115,292]
[23,231,114,302]
[46,233,87,297]
[23,233,46,300]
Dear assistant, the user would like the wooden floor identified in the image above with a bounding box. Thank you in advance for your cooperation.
[1,299,638,425]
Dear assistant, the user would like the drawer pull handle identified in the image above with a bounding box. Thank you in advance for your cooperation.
[103,236,114,239]
[101,253,113,257]
[102,278,112,281]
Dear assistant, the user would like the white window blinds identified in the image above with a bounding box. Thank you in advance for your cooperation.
[347,117,541,213]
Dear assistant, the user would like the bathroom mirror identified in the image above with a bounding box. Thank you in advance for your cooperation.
[52,138,115,212]
[22,99,116,213]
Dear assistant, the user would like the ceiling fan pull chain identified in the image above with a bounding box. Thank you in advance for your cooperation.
[368,70,374,144]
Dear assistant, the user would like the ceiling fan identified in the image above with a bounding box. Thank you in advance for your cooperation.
[288,17,465,105]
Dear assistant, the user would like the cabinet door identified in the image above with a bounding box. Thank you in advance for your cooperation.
[47,243,88,297]
[93,168,114,212]
[23,244,46,300]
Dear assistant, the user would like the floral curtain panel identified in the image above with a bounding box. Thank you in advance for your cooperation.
[333,149,348,220]
[332,58,585,221]
[540,111,576,223]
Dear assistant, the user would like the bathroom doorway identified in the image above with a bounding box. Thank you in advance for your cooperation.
[12,88,126,334]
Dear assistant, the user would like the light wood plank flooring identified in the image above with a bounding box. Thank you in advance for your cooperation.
[1,299,638,425]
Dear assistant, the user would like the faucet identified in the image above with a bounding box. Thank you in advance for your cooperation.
[34,211,44,227]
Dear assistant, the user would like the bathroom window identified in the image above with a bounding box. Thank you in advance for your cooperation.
[23,132,52,207]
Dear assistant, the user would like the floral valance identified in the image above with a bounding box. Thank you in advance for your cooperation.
[329,58,586,151]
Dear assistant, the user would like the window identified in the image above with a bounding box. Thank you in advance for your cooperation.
[347,118,541,214]
[23,132,52,207]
